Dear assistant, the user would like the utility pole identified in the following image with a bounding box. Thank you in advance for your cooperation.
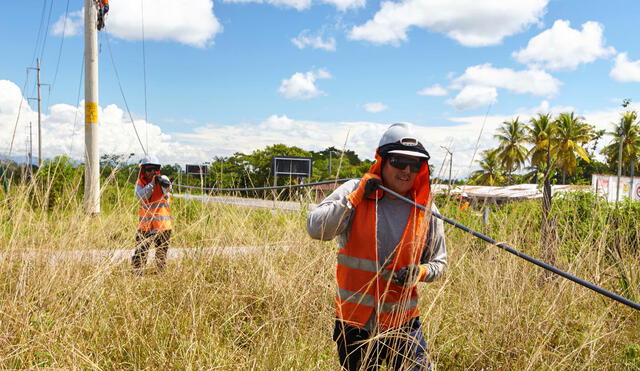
[440,146,453,191]
[26,59,44,167]
[84,0,100,214]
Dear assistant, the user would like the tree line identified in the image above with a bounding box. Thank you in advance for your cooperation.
[470,109,640,187]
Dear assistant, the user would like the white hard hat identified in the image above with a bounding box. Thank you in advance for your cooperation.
[377,122,430,159]
[139,155,161,168]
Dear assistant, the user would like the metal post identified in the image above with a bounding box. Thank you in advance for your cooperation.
[616,126,624,203]
[440,146,453,192]
[629,157,636,200]
[328,150,332,175]
[28,121,33,177]
[36,58,42,167]
[449,151,453,188]
[84,0,100,214]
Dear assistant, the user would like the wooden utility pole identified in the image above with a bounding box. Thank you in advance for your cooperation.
[84,0,100,214]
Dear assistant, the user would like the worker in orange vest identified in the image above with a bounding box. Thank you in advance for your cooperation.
[307,123,447,370]
[97,0,109,31]
[132,156,173,275]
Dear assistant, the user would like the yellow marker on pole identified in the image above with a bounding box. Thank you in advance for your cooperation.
[85,102,98,129]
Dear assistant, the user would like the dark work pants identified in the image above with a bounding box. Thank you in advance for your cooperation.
[132,230,171,271]
[333,317,429,371]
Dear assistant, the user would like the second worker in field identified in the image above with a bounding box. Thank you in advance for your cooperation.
[132,156,173,275]
[307,122,447,370]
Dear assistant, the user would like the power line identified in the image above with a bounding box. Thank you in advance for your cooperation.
[38,0,56,63]
[31,0,49,65]
[104,30,148,156]
[141,0,150,154]
[51,0,72,96]
[68,54,85,156]
[4,72,31,162]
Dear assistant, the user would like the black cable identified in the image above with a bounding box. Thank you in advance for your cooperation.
[174,178,353,192]
[376,183,640,312]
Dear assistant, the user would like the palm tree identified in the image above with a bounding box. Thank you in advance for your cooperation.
[601,110,640,175]
[552,112,592,184]
[471,149,504,186]
[526,113,555,183]
[494,117,528,183]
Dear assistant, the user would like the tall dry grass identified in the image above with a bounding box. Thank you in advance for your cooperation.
[0,169,639,369]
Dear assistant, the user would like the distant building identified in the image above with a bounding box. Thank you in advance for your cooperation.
[434,183,590,205]
[592,174,640,202]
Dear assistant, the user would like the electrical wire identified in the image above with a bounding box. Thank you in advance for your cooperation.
[141,0,150,154]
[51,0,72,96]
[103,30,148,156]
[174,178,353,192]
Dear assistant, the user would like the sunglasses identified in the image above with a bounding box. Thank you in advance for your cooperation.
[388,156,424,173]
[143,167,159,172]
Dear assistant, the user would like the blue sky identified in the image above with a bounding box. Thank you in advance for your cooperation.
[1,0,640,178]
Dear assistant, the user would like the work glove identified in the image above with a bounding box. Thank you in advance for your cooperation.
[346,173,381,207]
[393,266,428,287]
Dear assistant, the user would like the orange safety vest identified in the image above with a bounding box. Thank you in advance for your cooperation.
[136,171,172,232]
[335,154,431,330]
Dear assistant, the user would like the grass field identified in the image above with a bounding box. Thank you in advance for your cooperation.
[1,177,639,369]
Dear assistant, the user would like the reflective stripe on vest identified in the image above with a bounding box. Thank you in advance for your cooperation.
[140,203,171,209]
[337,287,418,313]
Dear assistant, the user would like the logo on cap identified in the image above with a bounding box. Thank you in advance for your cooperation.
[399,137,419,146]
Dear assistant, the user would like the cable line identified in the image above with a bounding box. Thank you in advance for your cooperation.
[51,0,72,96]
[38,0,56,63]
[68,55,85,156]
[104,30,148,156]
[174,178,353,192]
[5,72,31,162]
[376,183,640,312]
[141,0,150,154]
[31,0,49,65]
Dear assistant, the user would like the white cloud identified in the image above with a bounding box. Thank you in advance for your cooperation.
[513,20,616,71]
[7,75,631,180]
[322,0,365,11]
[103,0,222,48]
[348,0,548,46]
[447,85,497,110]
[363,102,388,113]
[278,69,332,100]
[52,10,83,37]
[452,63,561,97]
[0,80,205,166]
[610,53,640,82]
[417,84,448,96]
[291,30,336,51]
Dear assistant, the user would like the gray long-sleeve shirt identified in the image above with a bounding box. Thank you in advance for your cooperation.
[135,181,171,202]
[306,179,447,282]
